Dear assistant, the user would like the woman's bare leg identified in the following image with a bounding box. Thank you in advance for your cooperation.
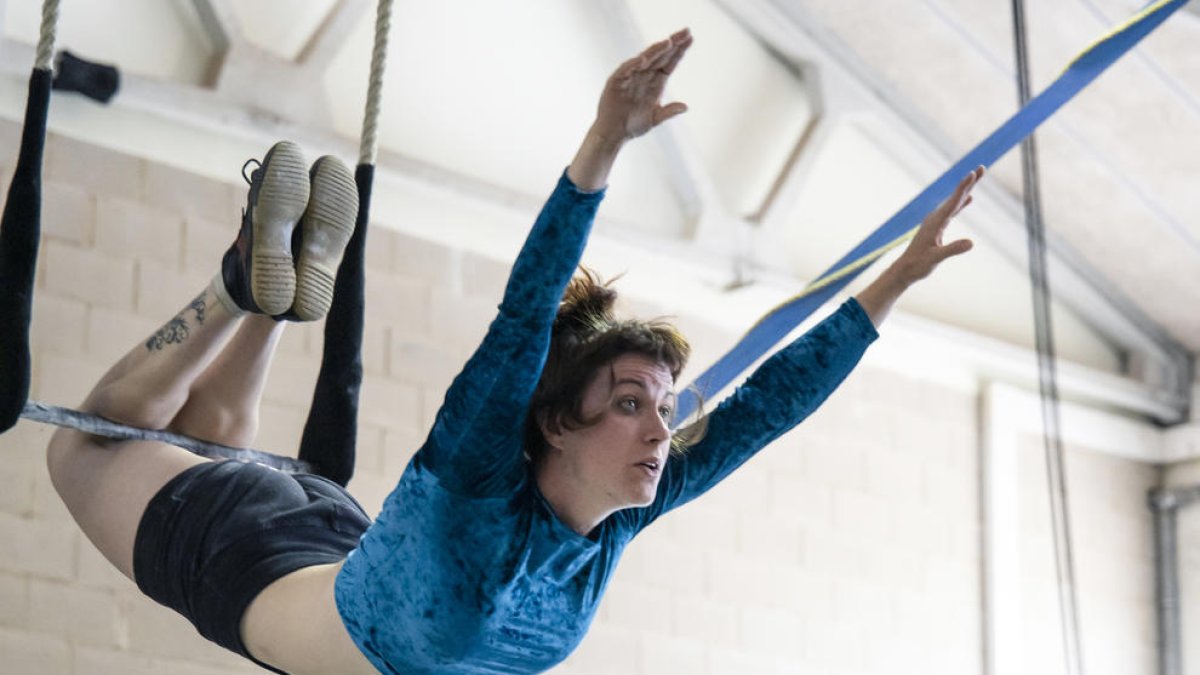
[45,140,315,581]
[46,285,244,579]
[167,315,285,448]
[83,287,241,428]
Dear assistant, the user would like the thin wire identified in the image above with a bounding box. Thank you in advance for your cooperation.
[35,0,60,71]
[359,0,394,166]
[1011,2,1084,674]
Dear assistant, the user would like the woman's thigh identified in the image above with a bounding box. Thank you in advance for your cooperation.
[46,428,208,579]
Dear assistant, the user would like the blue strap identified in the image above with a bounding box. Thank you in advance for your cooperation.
[675,0,1188,423]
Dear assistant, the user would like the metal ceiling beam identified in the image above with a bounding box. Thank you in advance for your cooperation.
[716,0,1190,423]
[3,40,1193,428]
[710,0,830,231]
[188,0,337,129]
[190,0,237,59]
[298,0,372,73]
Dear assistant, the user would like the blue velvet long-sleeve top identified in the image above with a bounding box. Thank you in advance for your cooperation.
[334,172,879,674]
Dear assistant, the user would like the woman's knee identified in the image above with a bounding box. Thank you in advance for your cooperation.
[46,427,81,490]
[81,380,187,432]
[169,394,259,448]
[45,427,114,501]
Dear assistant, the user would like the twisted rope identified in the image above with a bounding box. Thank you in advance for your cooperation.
[359,0,393,165]
[35,0,60,71]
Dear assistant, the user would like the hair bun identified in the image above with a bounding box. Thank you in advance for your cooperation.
[555,267,618,338]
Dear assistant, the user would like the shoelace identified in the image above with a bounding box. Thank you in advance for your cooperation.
[239,158,263,218]
[241,158,261,185]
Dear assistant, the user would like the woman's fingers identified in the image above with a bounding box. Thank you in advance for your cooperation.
[610,31,687,87]
[609,39,667,84]
[935,237,974,263]
[668,27,692,44]
[652,101,689,126]
[657,30,693,75]
[915,167,982,248]
[640,29,692,75]
[950,194,974,220]
[961,166,983,198]
[945,168,979,214]
[639,38,676,72]
[894,167,983,282]
[930,167,983,226]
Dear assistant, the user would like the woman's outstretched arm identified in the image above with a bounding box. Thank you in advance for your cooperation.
[567,28,692,191]
[639,167,984,521]
[855,166,983,326]
[415,30,694,495]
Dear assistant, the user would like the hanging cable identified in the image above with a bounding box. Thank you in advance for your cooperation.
[1010,2,1084,673]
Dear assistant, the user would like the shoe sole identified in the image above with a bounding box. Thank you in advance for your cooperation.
[293,156,358,321]
[252,141,310,315]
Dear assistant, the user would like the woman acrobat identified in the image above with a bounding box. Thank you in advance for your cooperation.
[46,29,982,674]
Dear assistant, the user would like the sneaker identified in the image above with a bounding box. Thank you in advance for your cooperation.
[219,141,310,315]
[291,155,358,321]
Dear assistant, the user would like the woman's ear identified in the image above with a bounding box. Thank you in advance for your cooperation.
[539,411,564,452]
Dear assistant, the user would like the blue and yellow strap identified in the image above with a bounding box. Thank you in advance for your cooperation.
[674,0,1188,423]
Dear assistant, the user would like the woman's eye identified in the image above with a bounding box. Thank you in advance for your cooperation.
[658,406,673,420]
[619,398,638,411]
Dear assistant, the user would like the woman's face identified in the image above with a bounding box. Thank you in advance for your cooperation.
[544,353,675,513]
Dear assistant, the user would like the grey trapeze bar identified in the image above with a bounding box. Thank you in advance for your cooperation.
[21,400,310,473]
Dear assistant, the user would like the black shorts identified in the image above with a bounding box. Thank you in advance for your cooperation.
[132,460,372,672]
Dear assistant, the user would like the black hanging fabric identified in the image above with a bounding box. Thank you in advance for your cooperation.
[296,164,373,487]
[0,68,52,433]
[52,51,120,103]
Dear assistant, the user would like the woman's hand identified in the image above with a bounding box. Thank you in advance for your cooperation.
[855,166,984,327]
[568,29,693,191]
[892,166,982,284]
[593,28,693,143]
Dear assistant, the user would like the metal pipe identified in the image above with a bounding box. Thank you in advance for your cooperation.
[1149,484,1200,675]
[1150,488,1182,675]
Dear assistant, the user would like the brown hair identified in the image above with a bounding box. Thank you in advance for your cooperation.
[524,268,705,465]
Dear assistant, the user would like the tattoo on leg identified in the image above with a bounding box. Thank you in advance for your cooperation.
[189,293,207,325]
[146,317,190,351]
[145,292,210,351]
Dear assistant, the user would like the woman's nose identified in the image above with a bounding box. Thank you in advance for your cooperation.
[645,410,670,443]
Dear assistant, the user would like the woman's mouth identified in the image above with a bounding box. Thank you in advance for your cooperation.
[635,460,660,477]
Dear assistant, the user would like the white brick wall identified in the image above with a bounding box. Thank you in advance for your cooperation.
[1017,436,1159,675]
[0,132,1169,674]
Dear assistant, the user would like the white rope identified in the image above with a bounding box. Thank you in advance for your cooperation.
[359,0,394,166]
[35,0,61,71]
